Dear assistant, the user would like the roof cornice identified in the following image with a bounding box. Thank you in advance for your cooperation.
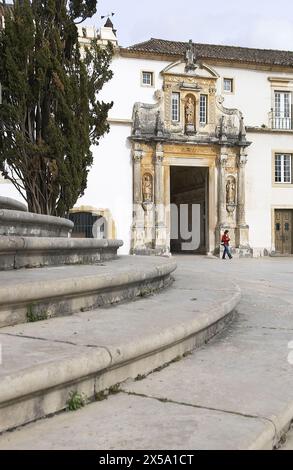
[119,47,293,73]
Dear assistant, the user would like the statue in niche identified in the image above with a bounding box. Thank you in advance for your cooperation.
[185,97,195,124]
[185,95,196,134]
[226,178,236,205]
[142,173,153,203]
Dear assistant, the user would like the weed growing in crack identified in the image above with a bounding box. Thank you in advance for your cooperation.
[139,286,155,298]
[95,384,121,402]
[135,374,147,381]
[26,304,48,322]
[109,384,120,395]
[66,391,87,411]
[95,390,108,402]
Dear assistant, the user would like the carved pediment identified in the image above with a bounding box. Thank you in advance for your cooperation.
[161,60,219,80]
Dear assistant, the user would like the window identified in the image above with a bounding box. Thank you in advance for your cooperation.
[223,78,233,93]
[275,154,292,183]
[274,91,292,129]
[69,212,102,238]
[171,92,180,122]
[142,71,154,86]
[199,95,208,125]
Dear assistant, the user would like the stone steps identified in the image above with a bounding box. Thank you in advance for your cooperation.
[0,196,27,212]
[0,236,123,270]
[0,266,240,434]
[0,209,73,238]
[0,200,124,271]
[0,256,176,327]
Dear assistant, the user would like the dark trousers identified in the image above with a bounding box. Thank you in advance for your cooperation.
[222,244,232,259]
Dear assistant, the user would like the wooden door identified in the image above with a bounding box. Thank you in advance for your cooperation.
[275,210,292,254]
[283,211,292,254]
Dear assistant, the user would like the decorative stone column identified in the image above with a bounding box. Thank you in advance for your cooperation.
[131,142,145,252]
[218,148,228,228]
[154,142,167,252]
[215,148,229,254]
[235,148,249,248]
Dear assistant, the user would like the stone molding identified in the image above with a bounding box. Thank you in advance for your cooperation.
[0,196,27,212]
[0,209,73,238]
[0,237,123,271]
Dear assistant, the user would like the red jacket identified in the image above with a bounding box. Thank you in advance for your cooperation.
[221,234,230,245]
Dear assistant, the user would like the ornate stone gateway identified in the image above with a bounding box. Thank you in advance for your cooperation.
[130,43,251,255]
[170,165,208,254]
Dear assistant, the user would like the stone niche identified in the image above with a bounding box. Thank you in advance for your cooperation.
[226,175,237,217]
[184,94,196,134]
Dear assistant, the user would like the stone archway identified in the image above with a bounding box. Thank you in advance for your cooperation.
[170,165,208,254]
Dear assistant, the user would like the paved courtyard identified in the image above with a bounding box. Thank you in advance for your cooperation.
[0,255,293,449]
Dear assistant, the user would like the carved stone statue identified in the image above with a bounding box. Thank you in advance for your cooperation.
[184,95,196,135]
[155,111,164,137]
[185,97,195,125]
[133,110,141,136]
[226,178,236,205]
[142,173,153,203]
[185,39,197,72]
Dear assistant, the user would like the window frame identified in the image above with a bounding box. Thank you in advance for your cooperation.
[199,94,208,125]
[141,71,154,87]
[223,78,234,94]
[171,92,180,122]
[273,90,292,130]
[274,153,292,184]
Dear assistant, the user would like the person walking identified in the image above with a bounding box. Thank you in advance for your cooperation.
[221,230,233,260]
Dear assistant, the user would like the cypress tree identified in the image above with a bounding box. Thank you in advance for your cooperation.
[0,1,113,216]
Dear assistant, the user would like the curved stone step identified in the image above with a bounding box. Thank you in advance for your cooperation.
[0,237,123,270]
[0,209,73,237]
[0,267,240,433]
[0,196,27,212]
[0,256,176,327]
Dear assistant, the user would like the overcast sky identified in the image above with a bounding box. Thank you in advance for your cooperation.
[89,0,293,51]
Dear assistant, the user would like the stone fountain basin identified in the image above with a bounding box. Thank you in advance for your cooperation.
[0,196,27,212]
[0,237,123,270]
[0,209,73,238]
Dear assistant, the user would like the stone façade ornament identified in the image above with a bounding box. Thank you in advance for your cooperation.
[226,176,236,214]
[185,39,198,73]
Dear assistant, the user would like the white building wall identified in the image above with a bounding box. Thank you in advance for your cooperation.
[77,123,133,253]
[101,56,169,120]
[211,64,293,251]
[246,131,293,250]
[213,64,293,127]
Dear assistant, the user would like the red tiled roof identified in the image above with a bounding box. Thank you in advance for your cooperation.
[127,37,293,67]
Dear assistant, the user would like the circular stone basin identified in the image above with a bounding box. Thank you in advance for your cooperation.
[0,209,73,238]
[0,196,27,212]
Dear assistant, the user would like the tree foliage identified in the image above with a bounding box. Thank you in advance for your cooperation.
[0,1,113,216]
